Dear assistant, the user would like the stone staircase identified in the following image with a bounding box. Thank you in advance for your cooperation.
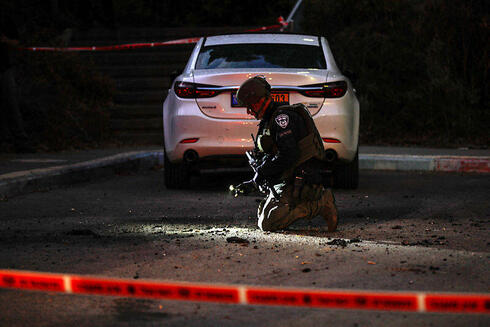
[71,27,252,144]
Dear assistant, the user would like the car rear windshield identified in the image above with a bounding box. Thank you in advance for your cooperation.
[195,43,327,69]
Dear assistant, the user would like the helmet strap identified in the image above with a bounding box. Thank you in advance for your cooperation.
[258,96,272,117]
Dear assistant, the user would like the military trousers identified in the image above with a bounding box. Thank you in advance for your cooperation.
[257,182,324,232]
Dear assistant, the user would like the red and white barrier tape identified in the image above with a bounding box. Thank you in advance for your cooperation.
[435,157,490,173]
[246,16,289,32]
[1,269,489,314]
[23,37,202,52]
[22,17,289,52]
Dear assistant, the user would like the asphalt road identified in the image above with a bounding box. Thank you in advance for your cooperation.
[0,169,489,326]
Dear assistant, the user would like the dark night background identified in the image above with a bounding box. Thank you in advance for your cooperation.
[1,0,488,152]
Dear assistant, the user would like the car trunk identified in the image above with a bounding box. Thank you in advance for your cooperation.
[193,69,328,119]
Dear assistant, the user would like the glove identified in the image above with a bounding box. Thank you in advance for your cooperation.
[229,180,256,197]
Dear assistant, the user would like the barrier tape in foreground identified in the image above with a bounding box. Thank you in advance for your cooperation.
[22,17,289,52]
[1,269,489,314]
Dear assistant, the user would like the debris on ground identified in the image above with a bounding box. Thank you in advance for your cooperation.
[401,239,446,246]
[327,238,362,247]
[327,239,348,247]
[226,237,250,245]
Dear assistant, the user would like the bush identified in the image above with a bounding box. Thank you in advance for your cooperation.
[15,36,114,151]
[113,0,294,27]
[303,0,489,147]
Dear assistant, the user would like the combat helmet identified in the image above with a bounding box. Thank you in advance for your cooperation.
[236,75,271,108]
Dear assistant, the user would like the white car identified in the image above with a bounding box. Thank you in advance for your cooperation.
[163,33,360,189]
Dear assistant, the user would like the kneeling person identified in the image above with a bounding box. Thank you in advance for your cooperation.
[232,75,338,232]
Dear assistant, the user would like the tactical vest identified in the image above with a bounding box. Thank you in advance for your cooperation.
[257,103,325,180]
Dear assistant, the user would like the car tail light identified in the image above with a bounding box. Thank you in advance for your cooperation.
[180,138,199,144]
[299,81,348,98]
[174,81,221,99]
[322,138,341,143]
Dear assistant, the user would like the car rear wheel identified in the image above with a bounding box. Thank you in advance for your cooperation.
[334,151,359,189]
[164,153,190,189]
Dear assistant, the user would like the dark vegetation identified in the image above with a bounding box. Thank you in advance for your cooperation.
[2,1,115,152]
[2,0,487,152]
[16,49,114,151]
[112,0,294,27]
[303,0,488,147]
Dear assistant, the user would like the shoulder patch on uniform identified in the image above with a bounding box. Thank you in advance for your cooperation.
[275,113,289,129]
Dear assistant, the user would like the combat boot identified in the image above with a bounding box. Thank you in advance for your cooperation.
[319,188,338,232]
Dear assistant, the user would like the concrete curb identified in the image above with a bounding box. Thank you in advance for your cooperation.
[360,154,490,173]
[0,151,163,200]
[0,150,488,199]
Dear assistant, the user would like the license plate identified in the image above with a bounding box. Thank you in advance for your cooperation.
[231,92,289,107]
[271,92,289,105]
